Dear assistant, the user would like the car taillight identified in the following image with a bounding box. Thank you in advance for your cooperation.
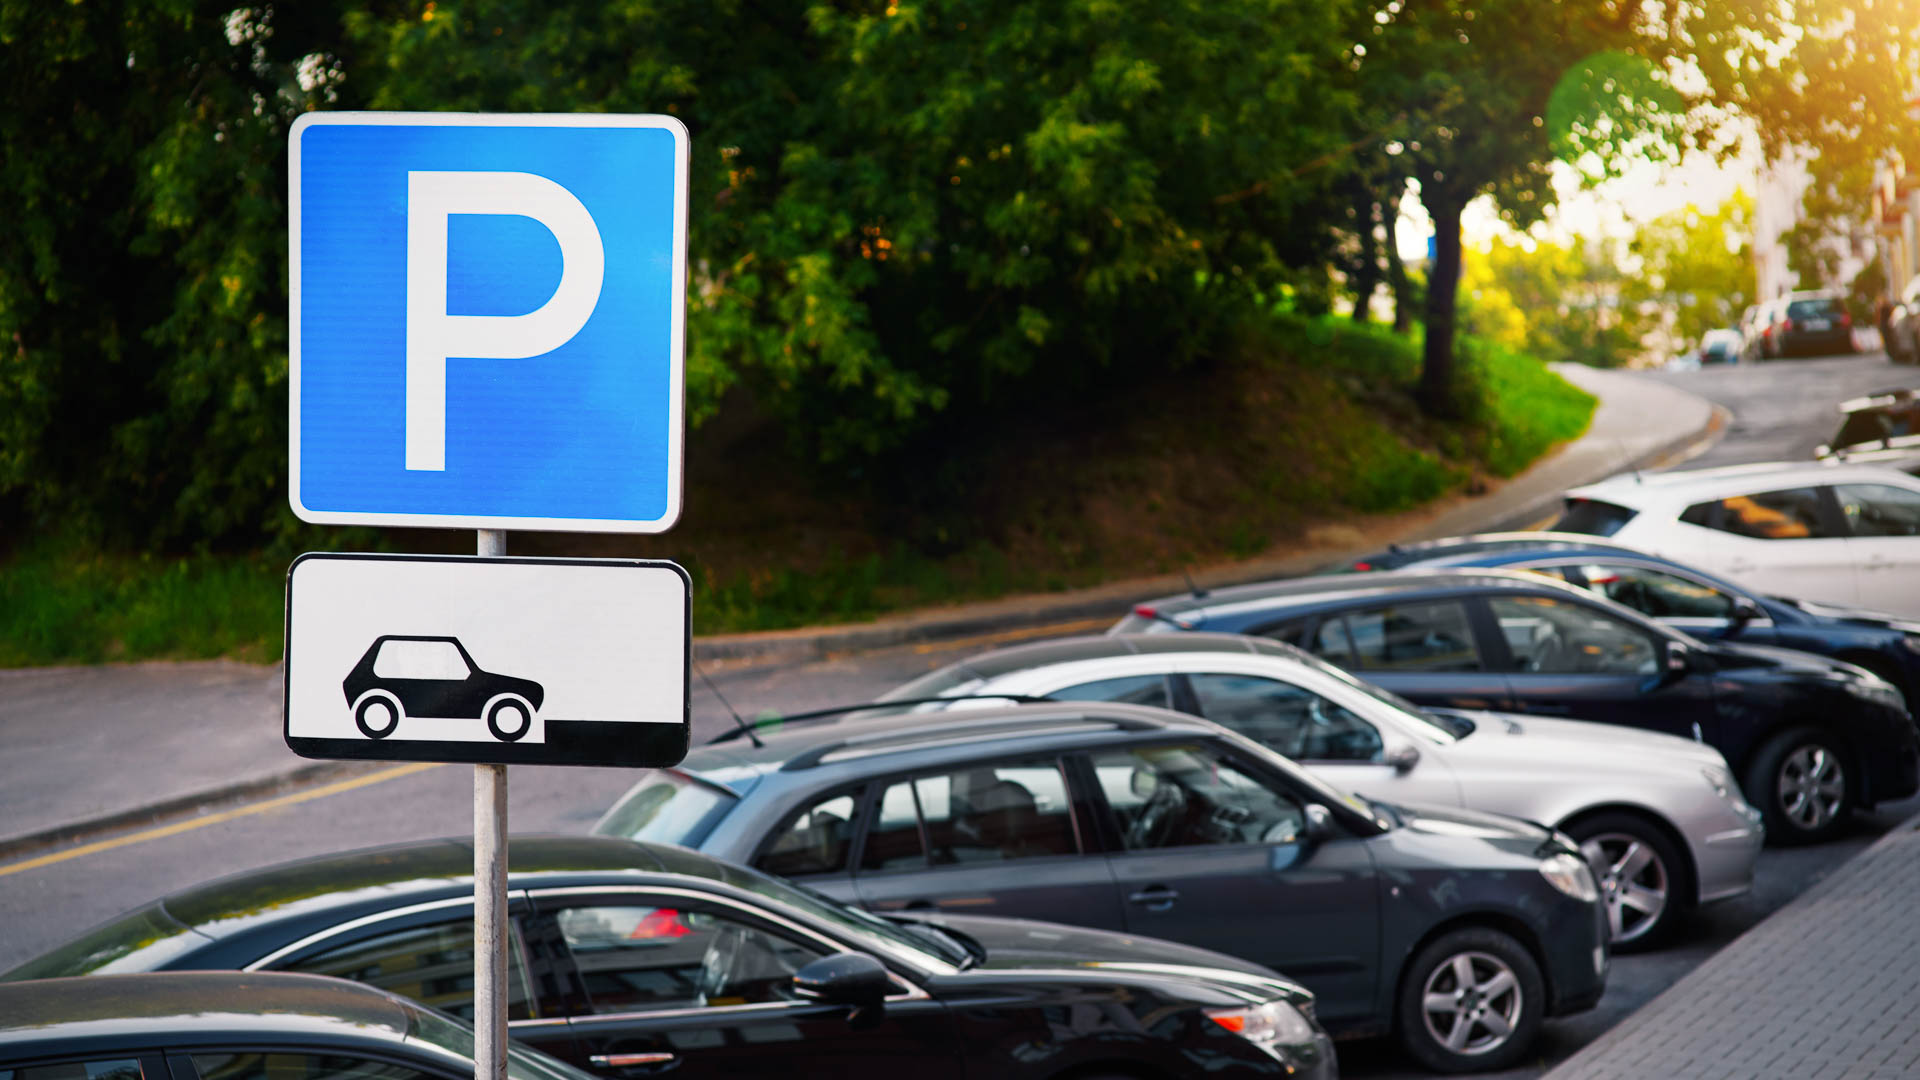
[1134,605,1157,619]
[1352,562,1373,571]
[1841,312,1852,328]
[1785,319,1797,331]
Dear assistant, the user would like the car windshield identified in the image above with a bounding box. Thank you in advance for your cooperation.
[713,862,972,969]
[1275,649,1471,741]
[592,770,738,848]
[0,904,206,980]
[877,665,984,703]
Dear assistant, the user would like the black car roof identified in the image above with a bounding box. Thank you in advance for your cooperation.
[1350,532,1640,569]
[0,971,416,1046]
[1143,568,1562,616]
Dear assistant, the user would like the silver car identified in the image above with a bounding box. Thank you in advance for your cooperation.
[881,633,1763,950]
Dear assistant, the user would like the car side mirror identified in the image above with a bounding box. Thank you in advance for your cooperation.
[1728,597,1762,633]
[1646,642,1693,691]
[1384,744,1421,774]
[1302,803,1335,843]
[793,953,890,1026]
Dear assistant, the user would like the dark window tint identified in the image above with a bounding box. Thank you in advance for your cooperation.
[1680,501,1718,528]
[1786,298,1841,320]
[555,904,825,1014]
[1309,618,1355,663]
[1557,563,1736,619]
[2,1061,143,1080]
[1090,745,1305,851]
[594,770,737,848]
[863,760,1078,872]
[1710,488,1836,540]
[755,790,861,878]
[1046,674,1171,709]
[1189,673,1382,763]
[1339,601,1481,672]
[279,917,532,1021]
[1551,498,1639,537]
[1838,484,1920,538]
[1490,596,1658,675]
[192,1056,431,1080]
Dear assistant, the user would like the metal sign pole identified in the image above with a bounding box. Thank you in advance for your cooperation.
[474,528,508,1080]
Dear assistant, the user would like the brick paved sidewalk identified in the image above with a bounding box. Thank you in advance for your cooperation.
[1545,813,1920,1080]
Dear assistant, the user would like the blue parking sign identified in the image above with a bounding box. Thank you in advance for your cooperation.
[289,113,687,532]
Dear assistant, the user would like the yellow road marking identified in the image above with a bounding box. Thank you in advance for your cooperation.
[0,762,445,878]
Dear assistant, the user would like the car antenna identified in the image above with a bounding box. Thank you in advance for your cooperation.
[1182,568,1210,600]
[695,663,762,749]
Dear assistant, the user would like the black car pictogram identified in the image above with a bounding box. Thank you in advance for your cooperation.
[342,636,545,742]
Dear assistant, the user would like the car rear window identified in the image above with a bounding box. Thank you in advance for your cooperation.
[1551,497,1639,537]
[592,769,737,848]
[1787,298,1841,319]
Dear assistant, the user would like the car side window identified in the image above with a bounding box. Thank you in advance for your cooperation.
[754,789,862,878]
[1337,601,1481,672]
[1837,484,1920,538]
[1489,596,1658,676]
[1308,617,1355,664]
[1188,673,1383,763]
[553,903,826,1014]
[1090,745,1306,851]
[371,639,470,679]
[1044,674,1171,709]
[277,916,534,1021]
[1556,563,1736,619]
[190,1055,434,1080]
[1707,487,1837,540]
[3,1061,145,1080]
[859,759,1079,872]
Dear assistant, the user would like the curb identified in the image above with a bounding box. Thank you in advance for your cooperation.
[691,392,1730,671]
[5,370,1723,860]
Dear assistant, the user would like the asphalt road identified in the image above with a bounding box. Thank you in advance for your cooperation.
[2,351,1914,1078]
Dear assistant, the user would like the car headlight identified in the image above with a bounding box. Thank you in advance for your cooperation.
[1205,999,1319,1047]
[1539,852,1599,902]
[1702,765,1744,805]
[1847,678,1906,711]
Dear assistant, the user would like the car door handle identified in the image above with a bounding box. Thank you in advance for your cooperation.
[590,1054,676,1068]
[1127,886,1180,911]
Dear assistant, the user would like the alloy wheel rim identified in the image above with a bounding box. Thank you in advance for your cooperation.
[1580,832,1668,945]
[1777,745,1845,831]
[1420,950,1523,1056]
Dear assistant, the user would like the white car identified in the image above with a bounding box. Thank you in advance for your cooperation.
[878,633,1762,950]
[1554,461,1920,615]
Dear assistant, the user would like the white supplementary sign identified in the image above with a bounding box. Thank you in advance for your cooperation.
[284,553,690,767]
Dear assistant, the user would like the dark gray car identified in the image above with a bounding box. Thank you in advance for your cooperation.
[592,702,1609,1073]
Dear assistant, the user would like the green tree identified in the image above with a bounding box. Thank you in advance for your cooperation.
[1462,234,1647,367]
[1631,193,1754,345]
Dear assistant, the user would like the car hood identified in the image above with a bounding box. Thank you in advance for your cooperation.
[1435,709,1726,773]
[1702,639,1878,681]
[1380,798,1557,858]
[1776,596,1920,635]
[902,912,1310,1005]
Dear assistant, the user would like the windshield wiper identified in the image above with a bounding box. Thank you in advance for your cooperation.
[887,915,984,969]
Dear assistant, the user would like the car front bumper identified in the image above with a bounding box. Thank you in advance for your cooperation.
[1695,800,1765,903]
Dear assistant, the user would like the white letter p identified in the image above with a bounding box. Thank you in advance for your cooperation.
[405,171,605,471]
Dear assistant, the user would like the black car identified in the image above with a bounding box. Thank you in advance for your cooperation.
[590,702,1610,1073]
[1770,292,1854,357]
[1115,569,1920,843]
[1342,532,1920,702]
[4,836,1335,1080]
[341,635,545,741]
[0,971,589,1080]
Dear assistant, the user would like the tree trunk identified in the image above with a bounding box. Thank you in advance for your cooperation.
[1384,185,1411,334]
[1418,191,1465,416]
[1351,191,1382,323]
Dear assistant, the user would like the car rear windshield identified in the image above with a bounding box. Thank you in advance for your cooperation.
[1787,298,1841,319]
[1551,497,1639,537]
[591,770,737,848]
[0,904,206,980]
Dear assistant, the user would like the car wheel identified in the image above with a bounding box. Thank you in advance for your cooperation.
[486,696,533,742]
[1563,813,1687,952]
[354,694,401,740]
[1397,927,1544,1074]
[1744,727,1850,844]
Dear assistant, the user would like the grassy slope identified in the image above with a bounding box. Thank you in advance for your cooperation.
[0,317,1593,664]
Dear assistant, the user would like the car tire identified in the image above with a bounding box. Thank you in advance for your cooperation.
[1744,727,1850,844]
[354,693,401,740]
[1396,927,1544,1074]
[1562,812,1688,952]
[486,696,533,743]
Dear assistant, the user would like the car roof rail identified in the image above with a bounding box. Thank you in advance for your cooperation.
[704,694,1053,745]
[776,709,1166,771]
